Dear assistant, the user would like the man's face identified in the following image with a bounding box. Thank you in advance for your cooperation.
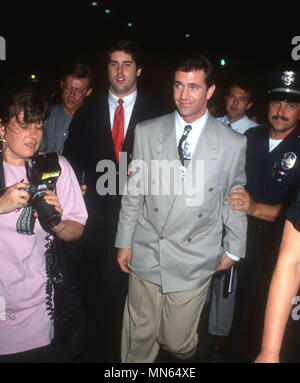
[173,70,215,123]
[225,86,252,122]
[268,100,300,139]
[108,51,141,97]
[61,75,92,115]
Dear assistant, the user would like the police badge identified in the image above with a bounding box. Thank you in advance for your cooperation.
[270,152,297,182]
[281,152,297,170]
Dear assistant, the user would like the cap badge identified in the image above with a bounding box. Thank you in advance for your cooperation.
[281,71,295,86]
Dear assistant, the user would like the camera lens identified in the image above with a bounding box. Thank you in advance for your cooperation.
[31,194,61,231]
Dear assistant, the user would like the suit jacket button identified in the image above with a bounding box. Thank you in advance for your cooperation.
[154,208,159,212]
[160,235,164,240]
[208,187,214,192]
[198,213,202,218]
[187,238,192,242]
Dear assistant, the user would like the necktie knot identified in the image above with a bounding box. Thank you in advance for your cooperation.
[118,99,124,105]
[182,125,192,137]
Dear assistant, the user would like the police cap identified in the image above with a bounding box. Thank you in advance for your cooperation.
[267,71,300,103]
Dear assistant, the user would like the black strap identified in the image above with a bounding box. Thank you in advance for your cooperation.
[0,153,5,192]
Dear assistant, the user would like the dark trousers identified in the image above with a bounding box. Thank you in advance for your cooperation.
[226,217,284,362]
[76,227,128,363]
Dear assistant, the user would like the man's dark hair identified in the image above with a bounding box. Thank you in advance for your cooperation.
[174,55,215,89]
[62,62,92,89]
[107,40,141,69]
[1,89,51,126]
[227,80,256,103]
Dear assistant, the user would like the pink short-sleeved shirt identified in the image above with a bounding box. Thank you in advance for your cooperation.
[0,155,88,354]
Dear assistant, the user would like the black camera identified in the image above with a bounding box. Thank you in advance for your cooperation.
[26,152,62,232]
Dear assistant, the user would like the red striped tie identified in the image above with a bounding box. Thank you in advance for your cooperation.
[112,99,124,162]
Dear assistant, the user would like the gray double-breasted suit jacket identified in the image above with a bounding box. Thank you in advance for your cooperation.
[115,111,247,293]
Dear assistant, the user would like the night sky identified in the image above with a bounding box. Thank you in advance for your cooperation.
[0,0,299,114]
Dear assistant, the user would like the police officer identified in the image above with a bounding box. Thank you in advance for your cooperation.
[225,70,300,362]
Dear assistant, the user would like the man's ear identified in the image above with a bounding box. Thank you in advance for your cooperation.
[137,68,142,78]
[85,88,93,98]
[246,102,253,111]
[207,84,216,100]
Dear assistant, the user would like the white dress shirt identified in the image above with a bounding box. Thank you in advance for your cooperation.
[175,109,208,154]
[217,115,258,134]
[108,90,137,135]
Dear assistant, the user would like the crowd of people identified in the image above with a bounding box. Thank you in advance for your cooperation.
[0,39,300,364]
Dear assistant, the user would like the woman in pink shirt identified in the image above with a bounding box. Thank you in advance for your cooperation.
[0,90,88,362]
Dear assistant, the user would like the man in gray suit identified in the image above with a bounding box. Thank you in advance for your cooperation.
[115,55,247,363]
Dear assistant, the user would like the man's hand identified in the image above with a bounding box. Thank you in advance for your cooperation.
[81,184,87,196]
[216,252,236,271]
[227,188,283,222]
[227,188,256,216]
[117,248,132,274]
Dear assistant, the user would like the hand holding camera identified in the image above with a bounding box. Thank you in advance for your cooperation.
[35,189,64,233]
[25,153,62,232]
[0,181,30,214]
[41,189,63,216]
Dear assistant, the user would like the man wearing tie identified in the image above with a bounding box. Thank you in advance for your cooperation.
[115,55,247,363]
[63,40,165,362]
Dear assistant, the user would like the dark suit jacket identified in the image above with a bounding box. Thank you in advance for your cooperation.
[63,92,166,245]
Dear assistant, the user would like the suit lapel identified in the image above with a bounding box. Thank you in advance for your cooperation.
[150,112,182,202]
[164,114,219,228]
[123,93,143,153]
[94,97,116,161]
[184,114,219,181]
[155,112,178,161]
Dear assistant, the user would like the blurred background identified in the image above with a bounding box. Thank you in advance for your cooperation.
[1,0,300,121]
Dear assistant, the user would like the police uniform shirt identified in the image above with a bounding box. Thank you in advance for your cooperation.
[245,124,300,205]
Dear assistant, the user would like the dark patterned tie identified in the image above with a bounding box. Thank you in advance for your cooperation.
[178,125,192,166]
[112,99,124,162]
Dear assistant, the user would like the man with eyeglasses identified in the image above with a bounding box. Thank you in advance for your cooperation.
[40,62,93,154]
[225,70,300,362]
[217,80,258,134]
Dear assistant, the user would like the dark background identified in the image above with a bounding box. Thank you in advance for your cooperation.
[0,0,300,120]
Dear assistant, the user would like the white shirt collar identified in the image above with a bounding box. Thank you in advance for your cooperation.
[228,115,247,127]
[175,109,209,156]
[175,109,208,137]
[108,90,137,108]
